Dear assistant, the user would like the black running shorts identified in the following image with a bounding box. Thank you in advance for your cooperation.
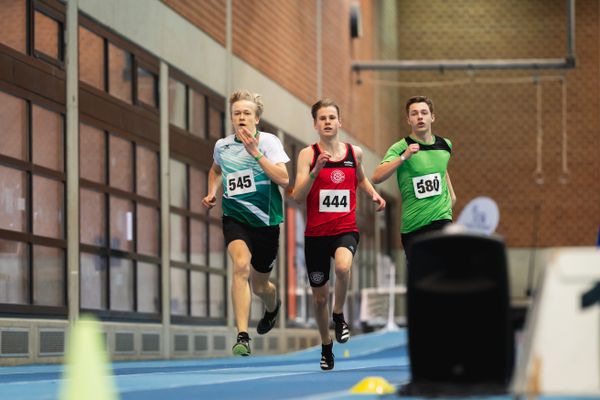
[222,216,280,273]
[304,231,359,287]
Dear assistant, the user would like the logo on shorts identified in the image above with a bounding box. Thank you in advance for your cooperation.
[330,169,345,184]
[348,245,355,252]
[310,271,325,285]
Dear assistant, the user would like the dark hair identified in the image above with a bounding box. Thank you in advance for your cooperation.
[405,96,434,115]
[311,98,340,121]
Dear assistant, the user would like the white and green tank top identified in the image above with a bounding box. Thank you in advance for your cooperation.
[214,131,290,227]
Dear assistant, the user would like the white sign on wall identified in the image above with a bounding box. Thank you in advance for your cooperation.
[456,196,500,235]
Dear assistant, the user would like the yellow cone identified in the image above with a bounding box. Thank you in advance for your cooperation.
[59,316,118,400]
[350,376,395,394]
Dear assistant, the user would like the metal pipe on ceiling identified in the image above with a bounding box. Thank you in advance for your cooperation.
[351,0,576,72]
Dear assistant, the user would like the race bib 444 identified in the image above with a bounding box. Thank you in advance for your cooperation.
[319,189,350,212]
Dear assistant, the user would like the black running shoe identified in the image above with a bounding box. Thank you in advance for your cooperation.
[257,298,281,335]
[232,332,251,356]
[333,313,350,343]
[320,342,334,371]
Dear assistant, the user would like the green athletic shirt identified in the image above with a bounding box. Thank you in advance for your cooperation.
[213,131,290,227]
[380,135,453,233]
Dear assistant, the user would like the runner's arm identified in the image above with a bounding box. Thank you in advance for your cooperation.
[354,146,386,211]
[446,171,456,207]
[202,163,222,209]
[290,147,316,203]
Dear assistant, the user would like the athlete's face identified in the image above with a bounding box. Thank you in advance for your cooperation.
[314,106,341,137]
[231,100,260,136]
[407,102,434,134]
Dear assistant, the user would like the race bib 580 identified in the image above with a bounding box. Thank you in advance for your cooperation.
[412,173,442,199]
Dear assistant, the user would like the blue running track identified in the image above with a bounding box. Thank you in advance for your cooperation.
[0,329,593,400]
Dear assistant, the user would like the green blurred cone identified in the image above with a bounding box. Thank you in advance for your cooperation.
[59,316,117,400]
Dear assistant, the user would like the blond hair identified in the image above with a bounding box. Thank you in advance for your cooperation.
[229,89,264,117]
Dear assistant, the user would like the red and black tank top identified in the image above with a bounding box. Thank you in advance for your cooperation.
[305,143,359,237]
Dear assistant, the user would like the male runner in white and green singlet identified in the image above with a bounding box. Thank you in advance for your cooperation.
[202,90,289,356]
[372,95,457,258]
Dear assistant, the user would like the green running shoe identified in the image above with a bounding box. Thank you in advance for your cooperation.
[232,332,251,356]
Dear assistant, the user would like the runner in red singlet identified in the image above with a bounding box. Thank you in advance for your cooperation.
[291,99,385,370]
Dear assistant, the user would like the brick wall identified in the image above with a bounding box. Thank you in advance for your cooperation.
[161,0,600,248]
[161,0,226,45]
[161,0,378,146]
[378,0,599,247]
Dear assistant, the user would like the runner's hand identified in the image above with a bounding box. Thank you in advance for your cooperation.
[237,127,260,157]
[202,195,216,209]
[372,193,386,212]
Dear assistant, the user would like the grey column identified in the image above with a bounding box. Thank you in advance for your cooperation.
[160,61,171,358]
[65,0,80,324]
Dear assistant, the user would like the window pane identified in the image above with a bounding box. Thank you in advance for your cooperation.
[109,134,132,191]
[0,0,26,53]
[169,213,187,262]
[0,91,27,160]
[137,67,156,108]
[32,105,64,172]
[190,219,206,266]
[80,253,107,309]
[33,176,64,239]
[136,145,158,200]
[168,78,186,129]
[34,11,60,60]
[169,159,187,208]
[189,89,206,138]
[137,204,158,256]
[209,274,225,318]
[109,196,134,252]
[209,223,225,269]
[190,271,207,317]
[170,268,188,315]
[189,167,207,214]
[209,107,223,139]
[79,27,104,90]
[80,123,105,183]
[33,245,64,306]
[110,257,133,311]
[80,188,105,246]
[0,240,28,304]
[108,43,132,103]
[0,166,27,232]
[138,262,159,313]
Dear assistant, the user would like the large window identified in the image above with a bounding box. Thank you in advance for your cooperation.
[79,123,161,318]
[168,69,227,324]
[79,21,158,109]
[168,76,224,140]
[0,90,66,313]
[169,159,226,323]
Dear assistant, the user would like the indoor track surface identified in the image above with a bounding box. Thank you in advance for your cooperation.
[0,329,594,400]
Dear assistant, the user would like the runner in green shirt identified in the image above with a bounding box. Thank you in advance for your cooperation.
[372,95,456,258]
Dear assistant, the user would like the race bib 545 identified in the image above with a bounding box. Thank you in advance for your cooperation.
[227,169,256,196]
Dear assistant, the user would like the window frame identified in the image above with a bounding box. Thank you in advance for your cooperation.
[0,88,67,317]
